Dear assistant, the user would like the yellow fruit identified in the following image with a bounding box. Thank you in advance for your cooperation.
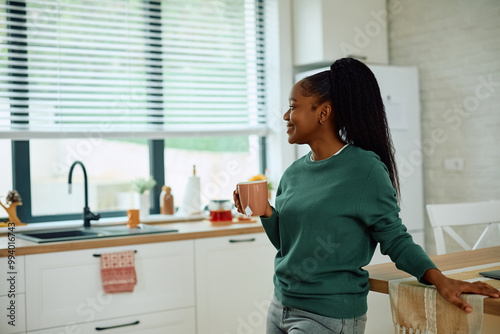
[248,174,267,181]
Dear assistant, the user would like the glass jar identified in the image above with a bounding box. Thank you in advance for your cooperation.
[208,199,233,222]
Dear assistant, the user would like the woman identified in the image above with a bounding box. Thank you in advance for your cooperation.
[233,58,499,334]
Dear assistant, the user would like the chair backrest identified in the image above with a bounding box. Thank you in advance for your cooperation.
[426,200,500,255]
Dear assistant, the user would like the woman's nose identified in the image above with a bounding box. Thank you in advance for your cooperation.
[283,109,290,121]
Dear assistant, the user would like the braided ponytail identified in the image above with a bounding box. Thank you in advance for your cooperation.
[301,58,400,197]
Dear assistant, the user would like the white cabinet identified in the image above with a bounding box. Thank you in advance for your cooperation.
[195,233,276,334]
[20,231,274,333]
[0,256,26,334]
[0,295,26,334]
[366,292,393,334]
[292,0,388,66]
[25,240,195,332]
[0,255,25,294]
[27,308,196,334]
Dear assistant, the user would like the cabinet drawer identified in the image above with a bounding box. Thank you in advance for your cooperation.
[0,293,26,334]
[26,240,195,331]
[28,307,196,334]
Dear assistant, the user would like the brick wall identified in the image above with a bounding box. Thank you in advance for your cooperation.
[388,0,500,253]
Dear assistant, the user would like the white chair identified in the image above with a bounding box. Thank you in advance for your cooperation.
[426,200,500,255]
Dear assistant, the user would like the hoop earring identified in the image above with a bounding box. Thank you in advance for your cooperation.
[319,120,325,125]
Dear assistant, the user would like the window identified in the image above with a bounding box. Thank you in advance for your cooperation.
[0,6,13,220]
[30,138,149,216]
[0,0,266,134]
[164,136,260,206]
[0,140,12,220]
[0,0,267,223]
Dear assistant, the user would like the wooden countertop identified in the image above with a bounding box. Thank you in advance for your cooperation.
[366,246,500,316]
[0,219,264,257]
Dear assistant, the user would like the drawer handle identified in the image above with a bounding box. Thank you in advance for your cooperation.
[229,238,256,243]
[95,320,140,331]
[93,250,137,257]
[347,54,367,61]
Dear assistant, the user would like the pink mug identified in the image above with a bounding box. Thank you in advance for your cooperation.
[237,180,268,216]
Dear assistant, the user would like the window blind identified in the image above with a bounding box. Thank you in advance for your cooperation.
[0,0,267,139]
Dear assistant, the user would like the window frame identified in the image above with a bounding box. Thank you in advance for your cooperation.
[6,0,267,224]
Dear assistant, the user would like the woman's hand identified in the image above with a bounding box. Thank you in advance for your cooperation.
[233,188,244,215]
[233,188,273,218]
[423,268,500,313]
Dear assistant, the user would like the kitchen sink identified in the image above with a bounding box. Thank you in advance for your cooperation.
[21,229,101,240]
[16,224,178,243]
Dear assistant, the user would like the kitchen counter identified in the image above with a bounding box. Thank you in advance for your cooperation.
[0,218,264,257]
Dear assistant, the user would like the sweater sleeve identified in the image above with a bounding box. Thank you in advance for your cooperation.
[259,183,282,250]
[358,162,437,283]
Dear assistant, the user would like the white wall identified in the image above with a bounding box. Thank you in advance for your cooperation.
[389,0,500,254]
[267,0,500,254]
[265,0,297,186]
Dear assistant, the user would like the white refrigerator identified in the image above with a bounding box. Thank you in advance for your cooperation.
[295,65,426,263]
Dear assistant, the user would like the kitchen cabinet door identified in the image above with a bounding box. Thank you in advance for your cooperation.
[292,0,388,66]
[195,233,276,334]
[1,255,26,333]
[27,307,196,334]
[25,240,195,331]
[1,255,25,294]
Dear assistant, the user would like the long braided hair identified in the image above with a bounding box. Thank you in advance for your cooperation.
[300,57,400,197]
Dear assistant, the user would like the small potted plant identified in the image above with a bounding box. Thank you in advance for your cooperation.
[131,176,157,219]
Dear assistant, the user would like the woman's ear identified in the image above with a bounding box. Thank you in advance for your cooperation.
[318,103,332,124]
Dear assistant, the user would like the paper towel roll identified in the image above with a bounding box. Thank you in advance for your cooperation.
[182,176,201,215]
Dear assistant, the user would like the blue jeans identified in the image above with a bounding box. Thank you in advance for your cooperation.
[266,295,367,334]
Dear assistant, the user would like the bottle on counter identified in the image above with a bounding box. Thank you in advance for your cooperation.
[160,185,175,215]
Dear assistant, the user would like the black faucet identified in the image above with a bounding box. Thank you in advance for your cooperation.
[68,161,100,229]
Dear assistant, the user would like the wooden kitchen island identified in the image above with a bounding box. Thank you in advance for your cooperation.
[366,246,500,316]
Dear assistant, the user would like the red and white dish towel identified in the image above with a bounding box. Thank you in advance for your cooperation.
[100,250,137,293]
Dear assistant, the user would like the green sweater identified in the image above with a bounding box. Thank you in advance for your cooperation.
[261,145,436,319]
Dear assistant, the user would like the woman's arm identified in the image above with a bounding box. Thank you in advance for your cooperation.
[261,203,273,218]
[422,268,500,313]
[360,162,500,311]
